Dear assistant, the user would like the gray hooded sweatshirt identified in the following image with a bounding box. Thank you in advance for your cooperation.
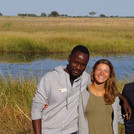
[31,65,90,134]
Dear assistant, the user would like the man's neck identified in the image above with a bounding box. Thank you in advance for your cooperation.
[64,66,78,85]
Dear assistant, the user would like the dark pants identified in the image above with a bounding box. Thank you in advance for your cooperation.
[125,119,134,134]
[71,132,77,134]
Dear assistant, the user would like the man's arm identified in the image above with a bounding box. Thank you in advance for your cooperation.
[31,76,50,134]
[118,93,132,120]
[32,119,41,134]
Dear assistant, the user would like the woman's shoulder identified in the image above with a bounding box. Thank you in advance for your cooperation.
[112,96,120,108]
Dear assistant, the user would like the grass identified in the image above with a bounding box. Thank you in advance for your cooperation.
[0,73,133,133]
[0,75,37,134]
[0,16,134,53]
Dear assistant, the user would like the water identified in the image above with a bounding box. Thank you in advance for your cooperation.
[0,52,134,80]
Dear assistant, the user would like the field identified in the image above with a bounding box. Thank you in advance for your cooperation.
[0,16,134,53]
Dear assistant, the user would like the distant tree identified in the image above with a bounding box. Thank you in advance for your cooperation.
[18,13,37,17]
[0,12,3,16]
[115,15,119,18]
[27,13,36,17]
[60,14,68,17]
[18,13,26,16]
[48,11,59,17]
[89,11,96,17]
[100,14,106,17]
[41,12,47,17]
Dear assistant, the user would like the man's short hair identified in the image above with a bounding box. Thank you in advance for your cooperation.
[70,45,90,58]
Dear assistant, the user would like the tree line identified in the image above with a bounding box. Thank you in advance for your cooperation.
[18,11,68,17]
[0,11,134,18]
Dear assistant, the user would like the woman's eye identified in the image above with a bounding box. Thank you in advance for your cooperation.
[104,70,109,73]
[96,68,101,71]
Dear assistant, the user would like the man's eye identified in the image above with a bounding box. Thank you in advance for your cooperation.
[81,64,85,67]
[74,61,79,64]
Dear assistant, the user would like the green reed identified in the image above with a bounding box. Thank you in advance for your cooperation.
[0,17,134,53]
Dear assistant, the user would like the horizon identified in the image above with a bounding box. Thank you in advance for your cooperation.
[0,0,134,17]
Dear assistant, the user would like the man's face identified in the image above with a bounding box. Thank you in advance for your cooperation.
[67,51,89,79]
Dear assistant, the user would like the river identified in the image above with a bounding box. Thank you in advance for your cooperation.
[0,52,134,81]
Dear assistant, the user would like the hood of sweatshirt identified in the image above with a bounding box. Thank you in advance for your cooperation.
[53,65,82,82]
[53,65,89,108]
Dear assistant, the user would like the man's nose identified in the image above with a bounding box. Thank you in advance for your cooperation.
[76,64,81,70]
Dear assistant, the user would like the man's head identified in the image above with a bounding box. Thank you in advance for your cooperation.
[67,45,90,79]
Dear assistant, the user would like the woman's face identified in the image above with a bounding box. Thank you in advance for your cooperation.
[94,63,110,84]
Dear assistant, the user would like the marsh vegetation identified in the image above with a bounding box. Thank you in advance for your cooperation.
[0,75,131,133]
[0,16,134,53]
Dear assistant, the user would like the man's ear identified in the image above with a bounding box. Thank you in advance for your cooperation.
[68,55,71,62]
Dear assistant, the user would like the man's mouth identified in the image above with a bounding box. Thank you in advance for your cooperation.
[73,70,81,75]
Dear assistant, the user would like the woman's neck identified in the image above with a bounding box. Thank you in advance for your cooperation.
[89,82,105,96]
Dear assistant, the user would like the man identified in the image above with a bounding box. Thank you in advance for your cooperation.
[122,82,134,134]
[31,45,90,134]
[31,45,131,134]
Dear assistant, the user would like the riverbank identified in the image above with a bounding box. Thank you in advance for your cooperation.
[0,75,132,133]
[0,17,134,53]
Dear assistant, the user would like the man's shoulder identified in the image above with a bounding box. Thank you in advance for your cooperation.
[42,65,65,79]
[42,70,55,79]
[82,71,91,84]
[82,71,90,78]
[125,82,134,88]
[123,82,134,92]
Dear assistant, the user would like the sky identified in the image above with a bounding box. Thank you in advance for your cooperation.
[0,0,134,16]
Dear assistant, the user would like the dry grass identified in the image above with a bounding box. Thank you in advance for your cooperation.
[0,16,134,53]
[0,76,37,134]
[0,74,133,133]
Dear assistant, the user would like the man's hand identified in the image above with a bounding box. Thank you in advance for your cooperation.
[118,93,132,120]
[43,104,49,110]
[122,98,132,120]
[32,105,49,134]
[32,119,41,134]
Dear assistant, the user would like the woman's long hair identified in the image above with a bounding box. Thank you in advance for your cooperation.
[91,59,118,105]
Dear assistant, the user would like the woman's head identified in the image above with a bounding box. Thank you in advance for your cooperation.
[91,59,115,84]
[91,59,118,104]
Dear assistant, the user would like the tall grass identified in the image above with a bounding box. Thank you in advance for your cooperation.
[0,75,37,134]
[0,72,133,133]
[0,17,134,53]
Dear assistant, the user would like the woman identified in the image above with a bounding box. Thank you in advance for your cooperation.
[79,59,124,134]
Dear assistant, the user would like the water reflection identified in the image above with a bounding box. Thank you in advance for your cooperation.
[0,52,134,80]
